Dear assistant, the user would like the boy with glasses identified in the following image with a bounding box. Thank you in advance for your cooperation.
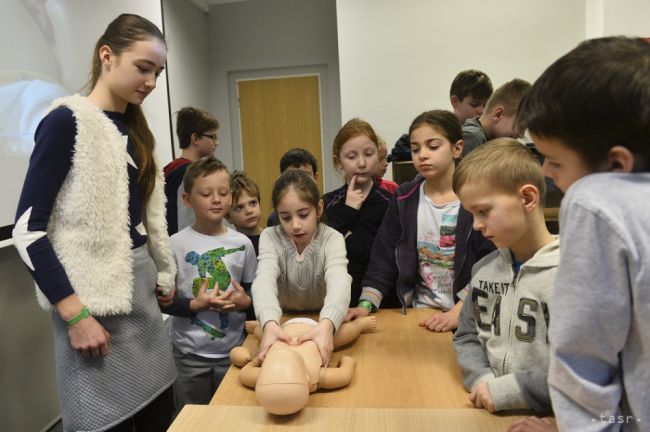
[164,106,220,235]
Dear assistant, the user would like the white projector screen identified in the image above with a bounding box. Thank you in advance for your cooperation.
[0,0,173,242]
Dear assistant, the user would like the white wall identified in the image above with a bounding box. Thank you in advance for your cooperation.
[336,0,586,153]
[603,0,650,35]
[206,0,342,191]
[163,0,212,158]
[586,0,650,37]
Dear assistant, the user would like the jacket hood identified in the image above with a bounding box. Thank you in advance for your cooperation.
[496,237,560,269]
[395,175,424,200]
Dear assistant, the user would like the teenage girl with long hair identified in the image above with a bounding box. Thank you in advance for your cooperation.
[13,14,177,431]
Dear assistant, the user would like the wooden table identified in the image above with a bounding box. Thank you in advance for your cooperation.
[170,405,525,432]
[170,308,528,430]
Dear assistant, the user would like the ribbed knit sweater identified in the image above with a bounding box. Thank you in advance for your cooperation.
[252,223,351,331]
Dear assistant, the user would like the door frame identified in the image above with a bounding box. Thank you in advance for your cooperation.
[227,64,336,192]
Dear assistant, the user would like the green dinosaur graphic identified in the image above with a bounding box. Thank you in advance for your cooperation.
[185,245,246,297]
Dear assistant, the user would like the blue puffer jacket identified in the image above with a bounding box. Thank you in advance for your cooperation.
[359,176,495,311]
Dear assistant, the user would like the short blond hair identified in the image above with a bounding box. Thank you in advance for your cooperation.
[484,78,531,116]
[453,138,546,207]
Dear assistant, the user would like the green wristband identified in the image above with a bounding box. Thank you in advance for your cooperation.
[358,300,373,313]
[66,306,91,327]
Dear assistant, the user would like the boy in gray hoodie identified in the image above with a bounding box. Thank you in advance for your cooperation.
[515,37,650,431]
[452,138,558,413]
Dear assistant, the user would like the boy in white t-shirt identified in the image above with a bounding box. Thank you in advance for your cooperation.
[162,156,257,412]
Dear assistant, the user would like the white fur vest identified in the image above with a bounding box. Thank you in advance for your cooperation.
[35,94,176,315]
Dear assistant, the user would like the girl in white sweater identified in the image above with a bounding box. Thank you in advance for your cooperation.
[252,170,352,365]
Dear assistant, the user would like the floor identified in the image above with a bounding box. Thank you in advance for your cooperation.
[46,420,63,432]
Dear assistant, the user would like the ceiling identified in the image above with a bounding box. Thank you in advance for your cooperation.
[184,0,249,13]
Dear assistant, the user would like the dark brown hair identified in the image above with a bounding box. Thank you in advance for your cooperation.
[409,110,462,145]
[176,107,220,149]
[450,69,493,102]
[279,148,319,175]
[271,169,320,211]
[90,14,166,202]
[517,37,650,170]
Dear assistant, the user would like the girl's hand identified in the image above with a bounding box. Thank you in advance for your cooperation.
[257,321,293,361]
[345,175,371,210]
[68,316,111,358]
[229,280,252,311]
[344,307,370,322]
[190,278,235,313]
[56,295,111,358]
[296,319,335,365]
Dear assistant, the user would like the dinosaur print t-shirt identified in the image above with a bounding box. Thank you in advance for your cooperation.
[413,183,459,311]
[170,226,257,358]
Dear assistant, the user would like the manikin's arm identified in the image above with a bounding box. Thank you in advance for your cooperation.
[333,316,376,348]
[239,358,261,388]
[247,315,377,348]
[230,346,253,367]
[319,356,355,389]
[230,344,261,388]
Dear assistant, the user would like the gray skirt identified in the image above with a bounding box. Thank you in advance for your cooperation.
[52,245,176,432]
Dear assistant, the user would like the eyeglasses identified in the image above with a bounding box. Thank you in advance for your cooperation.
[201,133,218,144]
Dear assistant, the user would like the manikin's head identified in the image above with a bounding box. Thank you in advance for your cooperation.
[255,346,310,415]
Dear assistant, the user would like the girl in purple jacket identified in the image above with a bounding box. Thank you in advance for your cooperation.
[345,110,494,332]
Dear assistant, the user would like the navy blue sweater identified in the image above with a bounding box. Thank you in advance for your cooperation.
[14,107,146,305]
[323,183,392,305]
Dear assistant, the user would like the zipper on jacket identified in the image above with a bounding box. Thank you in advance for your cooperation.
[395,244,406,315]
[502,265,524,374]
[395,178,423,315]
[454,226,473,287]
[395,194,408,315]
